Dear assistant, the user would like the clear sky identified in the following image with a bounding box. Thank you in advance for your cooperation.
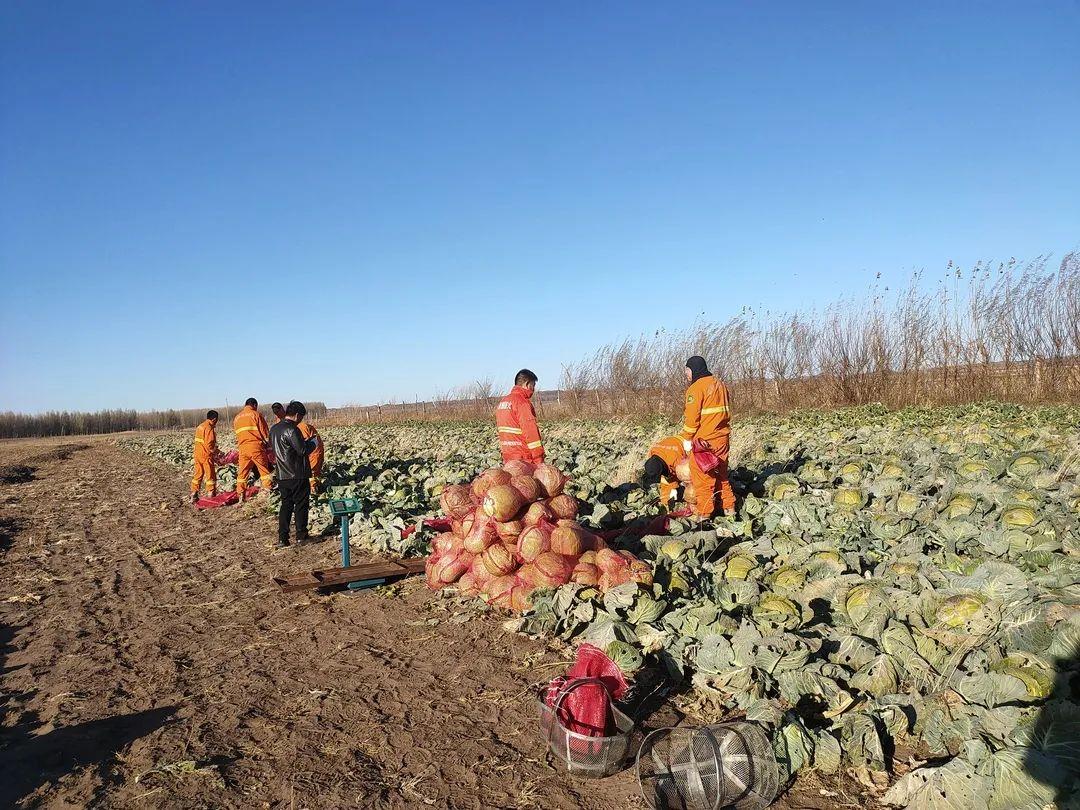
[2,2,1078,413]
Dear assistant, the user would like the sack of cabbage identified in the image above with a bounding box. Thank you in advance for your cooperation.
[425,461,652,612]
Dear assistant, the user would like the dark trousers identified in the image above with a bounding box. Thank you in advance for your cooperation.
[278,478,310,542]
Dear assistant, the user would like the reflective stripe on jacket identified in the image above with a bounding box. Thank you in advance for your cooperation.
[495,385,544,462]
[680,375,732,445]
[194,419,217,462]
[233,405,269,448]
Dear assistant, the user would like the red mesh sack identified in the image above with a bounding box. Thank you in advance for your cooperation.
[691,439,720,474]
[543,644,628,738]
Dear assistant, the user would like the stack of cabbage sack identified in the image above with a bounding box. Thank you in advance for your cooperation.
[425,460,652,611]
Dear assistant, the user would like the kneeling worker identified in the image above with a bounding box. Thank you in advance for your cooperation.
[234,397,273,500]
[191,410,219,503]
[270,401,319,547]
[643,435,690,507]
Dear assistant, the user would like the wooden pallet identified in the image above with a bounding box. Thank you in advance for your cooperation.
[274,557,427,593]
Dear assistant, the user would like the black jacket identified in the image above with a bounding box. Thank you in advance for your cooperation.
[269,420,317,481]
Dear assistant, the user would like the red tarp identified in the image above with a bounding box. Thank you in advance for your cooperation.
[196,486,261,510]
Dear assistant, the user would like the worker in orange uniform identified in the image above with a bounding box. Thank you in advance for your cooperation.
[297,415,324,496]
[190,410,220,503]
[496,369,545,463]
[680,356,735,517]
[233,397,273,499]
[643,436,687,507]
[271,402,286,424]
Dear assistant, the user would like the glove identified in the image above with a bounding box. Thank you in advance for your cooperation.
[682,440,693,453]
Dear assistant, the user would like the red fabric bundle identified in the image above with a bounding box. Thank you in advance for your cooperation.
[214,450,240,465]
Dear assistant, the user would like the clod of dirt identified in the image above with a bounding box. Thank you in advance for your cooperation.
[0,465,35,485]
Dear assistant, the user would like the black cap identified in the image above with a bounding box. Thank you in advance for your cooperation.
[686,356,710,382]
[643,455,667,485]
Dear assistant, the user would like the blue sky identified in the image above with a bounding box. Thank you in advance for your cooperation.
[2,2,1078,413]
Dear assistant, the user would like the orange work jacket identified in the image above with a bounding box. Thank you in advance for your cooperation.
[194,419,218,463]
[680,375,731,446]
[233,405,270,449]
[495,385,544,463]
[298,421,324,474]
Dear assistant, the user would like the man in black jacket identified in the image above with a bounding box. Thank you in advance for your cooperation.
[269,401,319,548]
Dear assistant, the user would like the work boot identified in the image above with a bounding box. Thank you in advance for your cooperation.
[190,492,199,505]
[276,537,290,549]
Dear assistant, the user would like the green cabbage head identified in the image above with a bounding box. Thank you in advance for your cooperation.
[605,640,644,675]
[936,593,987,627]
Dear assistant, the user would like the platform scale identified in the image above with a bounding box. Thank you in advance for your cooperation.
[272,496,427,594]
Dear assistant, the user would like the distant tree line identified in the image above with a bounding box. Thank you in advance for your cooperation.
[0,402,328,439]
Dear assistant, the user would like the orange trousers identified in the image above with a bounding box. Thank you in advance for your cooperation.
[236,447,273,493]
[688,444,736,517]
[191,459,217,495]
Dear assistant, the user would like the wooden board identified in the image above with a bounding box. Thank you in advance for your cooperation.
[274,557,428,593]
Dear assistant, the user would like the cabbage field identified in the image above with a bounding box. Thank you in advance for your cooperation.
[122,403,1080,809]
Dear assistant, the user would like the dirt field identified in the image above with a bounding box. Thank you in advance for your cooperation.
[0,440,858,809]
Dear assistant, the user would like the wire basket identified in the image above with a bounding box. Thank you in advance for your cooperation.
[636,721,779,810]
[537,677,635,778]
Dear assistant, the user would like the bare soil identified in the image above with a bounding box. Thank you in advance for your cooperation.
[0,439,867,809]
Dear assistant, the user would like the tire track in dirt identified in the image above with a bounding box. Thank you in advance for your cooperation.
[1,442,646,809]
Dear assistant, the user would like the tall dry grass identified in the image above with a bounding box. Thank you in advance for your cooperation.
[336,252,1080,423]
[565,253,1080,414]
